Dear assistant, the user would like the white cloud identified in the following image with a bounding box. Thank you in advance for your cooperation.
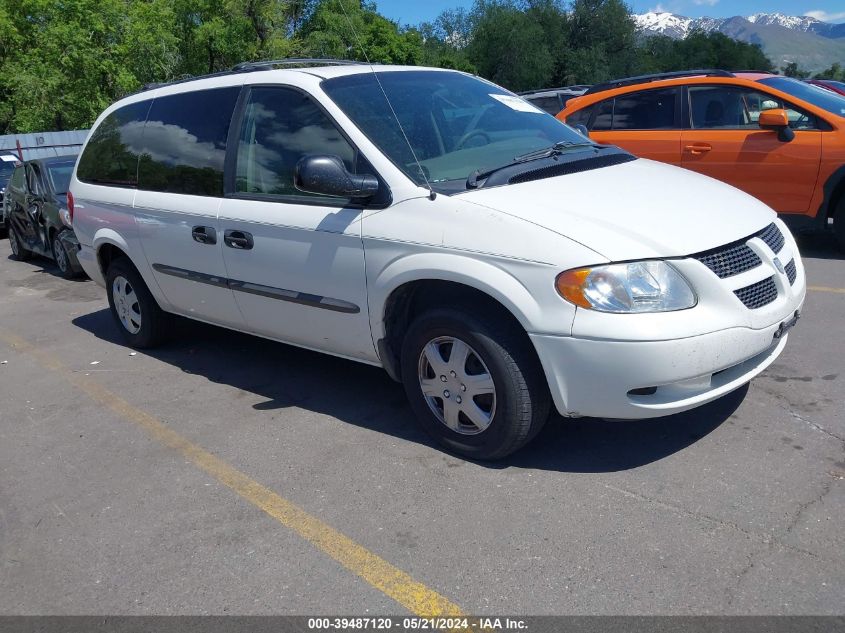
[693,0,719,6]
[806,9,845,22]
[649,4,666,12]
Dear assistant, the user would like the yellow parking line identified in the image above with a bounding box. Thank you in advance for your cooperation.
[0,329,464,617]
[808,286,845,294]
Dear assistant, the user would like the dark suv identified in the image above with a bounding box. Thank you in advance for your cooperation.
[5,155,84,278]
[0,154,19,235]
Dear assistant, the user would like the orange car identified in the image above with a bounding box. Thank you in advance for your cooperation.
[557,69,845,249]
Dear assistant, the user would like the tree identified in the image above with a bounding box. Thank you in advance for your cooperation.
[815,63,844,81]
[466,1,554,91]
[782,61,810,78]
[299,0,423,65]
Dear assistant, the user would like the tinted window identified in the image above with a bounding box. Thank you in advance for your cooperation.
[77,101,151,186]
[612,88,677,130]
[137,87,240,196]
[235,87,356,199]
[26,165,42,195]
[566,105,594,128]
[526,95,562,115]
[46,161,75,195]
[689,86,818,130]
[592,99,613,131]
[10,166,24,192]
[0,160,15,188]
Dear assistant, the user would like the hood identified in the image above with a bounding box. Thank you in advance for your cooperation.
[459,158,776,262]
[56,193,68,207]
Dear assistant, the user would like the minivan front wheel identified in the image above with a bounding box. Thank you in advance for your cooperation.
[401,307,550,460]
[106,258,168,348]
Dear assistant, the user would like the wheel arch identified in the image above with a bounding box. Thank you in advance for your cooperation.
[371,254,547,381]
[820,164,845,224]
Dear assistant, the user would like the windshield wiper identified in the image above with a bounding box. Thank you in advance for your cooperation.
[466,141,596,189]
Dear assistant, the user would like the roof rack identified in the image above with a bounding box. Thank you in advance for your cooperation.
[139,58,363,93]
[584,69,735,95]
[518,85,591,96]
[231,58,363,72]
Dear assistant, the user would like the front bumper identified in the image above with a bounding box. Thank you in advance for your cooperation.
[58,231,85,275]
[531,314,800,420]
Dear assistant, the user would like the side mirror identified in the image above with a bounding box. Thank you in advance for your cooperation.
[758,108,794,142]
[295,155,379,199]
[572,123,591,139]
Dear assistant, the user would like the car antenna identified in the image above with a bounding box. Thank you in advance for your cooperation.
[336,0,437,201]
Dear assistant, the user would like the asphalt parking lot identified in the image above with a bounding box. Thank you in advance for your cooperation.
[0,233,843,616]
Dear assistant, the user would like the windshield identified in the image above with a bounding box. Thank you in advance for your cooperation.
[45,161,75,195]
[322,71,589,189]
[759,77,845,118]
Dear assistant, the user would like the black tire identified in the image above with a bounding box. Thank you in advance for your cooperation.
[51,231,78,280]
[400,307,550,460]
[8,224,32,261]
[105,257,169,349]
[834,196,845,253]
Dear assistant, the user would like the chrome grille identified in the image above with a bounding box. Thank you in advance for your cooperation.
[734,277,778,309]
[785,259,797,285]
[757,222,785,254]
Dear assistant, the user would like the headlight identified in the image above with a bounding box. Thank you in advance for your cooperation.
[556,261,697,313]
[59,207,73,228]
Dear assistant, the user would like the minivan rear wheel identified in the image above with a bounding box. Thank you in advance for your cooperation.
[106,258,168,348]
[400,307,550,460]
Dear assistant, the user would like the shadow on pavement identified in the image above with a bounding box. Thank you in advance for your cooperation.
[73,308,744,473]
[794,231,843,261]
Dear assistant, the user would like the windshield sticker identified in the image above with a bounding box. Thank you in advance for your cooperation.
[490,94,545,114]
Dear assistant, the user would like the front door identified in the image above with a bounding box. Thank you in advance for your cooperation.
[218,85,376,362]
[681,85,823,213]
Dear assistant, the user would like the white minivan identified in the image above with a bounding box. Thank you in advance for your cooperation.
[69,60,805,459]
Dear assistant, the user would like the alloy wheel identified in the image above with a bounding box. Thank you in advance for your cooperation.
[53,237,68,273]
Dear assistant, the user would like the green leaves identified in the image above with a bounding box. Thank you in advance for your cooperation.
[0,0,779,134]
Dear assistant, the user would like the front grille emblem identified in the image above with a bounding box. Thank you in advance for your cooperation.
[773,257,785,274]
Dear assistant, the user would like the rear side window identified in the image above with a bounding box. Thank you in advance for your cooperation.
[592,99,614,131]
[612,88,677,130]
[526,95,562,115]
[9,166,25,192]
[566,105,594,128]
[137,87,240,197]
[235,86,356,199]
[77,101,151,187]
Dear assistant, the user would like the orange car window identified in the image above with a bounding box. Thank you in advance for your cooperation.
[689,86,818,131]
[613,88,677,130]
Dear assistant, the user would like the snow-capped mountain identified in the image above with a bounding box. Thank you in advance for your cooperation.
[746,12,823,32]
[632,11,845,71]
[633,11,845,40]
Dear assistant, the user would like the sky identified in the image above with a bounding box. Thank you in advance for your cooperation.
[373,0,845,26]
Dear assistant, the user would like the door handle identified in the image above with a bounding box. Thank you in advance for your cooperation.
[224,230,254,250]
[192,226,217,245]
[684,143,712,155]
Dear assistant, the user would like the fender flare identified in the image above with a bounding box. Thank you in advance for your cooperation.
[368,252,547,343]
[91,229,133,274]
